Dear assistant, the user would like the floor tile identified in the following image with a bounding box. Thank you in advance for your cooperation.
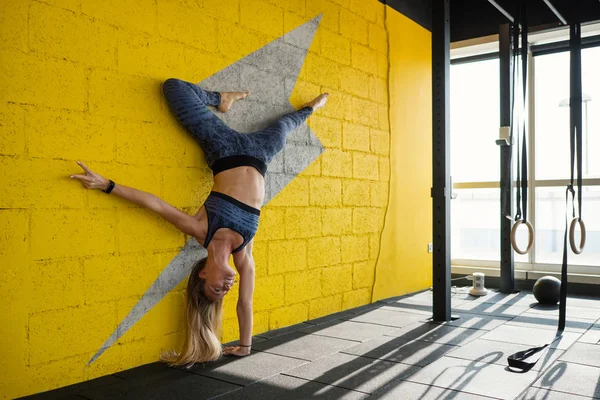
[385,321,487,346]
[480,324,581,350]
[533,361,600,398]
[518,387,594,399]
[255,322,314,339]
[579,326,600,344]
[283,352,419,394]
[529,305,600,321]
[452,301,531,317]
[341,335,456,367]
[298,320,396,342]
[445,338,563,371]
[17,375,124,400]
[251,331,357,361]
[559,343,600,367]
[347,308,425,327]
[475,291,540,308]
[189,351,308,386]
[212,374,369,399]
[507,312,594,333]
[371,380,500,400]
[404,356,538,400]
[430,313,511,331]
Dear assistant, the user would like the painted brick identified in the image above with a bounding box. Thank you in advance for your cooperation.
[301,157,322,176]
[379,156,390,181]
[309,294,342,319]
[370,77,388,105]
[343,180,370,206]
[254,275,285,311]
[183,50,231,83]
[43,0,82,11]
[321,88,352,120]
[284,145,322,174]
[353,152,379,180]
[0,103,25,155]
[270,303,308,329]
[370,128,390,155]
[340,67,370,98]
[218,21,270,62]
[117,292,186,342]
[31,209,117,259]
[87,164,163,209]
[311,115,342,148]
[307,236,341,268]
[321,264,352,295]
[269,176,310,207]
[0,50,85,110]
[353,260,375,289]
[329,0,350,7]
[342,122,370,151]
[157,0,217,52]
[268,240,307,275]
[161,166,212,209]
[22,355,88,395]
[201,0,240,23]
[350,97,379,127]
[340,9,368,45]
[353,207,382,234]
[306,0,340,32]
[0,158,86,209]
[377,51,388,79]
[255,208,286,241]
[320,29,351,65]
[284,12,320,54]
[341,235,369,263]
[310,177,342,206]
[349,0,377,22]
[0,1,28,52]
[285,207,322,238]
[369,232,381,259]
[374,1,386,25]
[116,120,186,167]
[82,0,156,33]
[351,43,378,74]
[118,32,186,79]
[302,54,340,89]
[29,302,118,364]
[270,0,305,16]
[343,288,371,309]
[33,259,84,311]
[290,80,322,109]
[89,70,163,120]
[285,270,321,304]
[370,181,389,208]
[253,311,270,335]
[321,207,352,236]
[117,208,184,252]
[84,253,163,304]
[321,149,352,178]
[28,110,116,162]
[30,3,117,69]
[369,22,388,54]
[252,241,269,277]
[0,210,28,265]
[379,104,390,130]
[241,0,284,37]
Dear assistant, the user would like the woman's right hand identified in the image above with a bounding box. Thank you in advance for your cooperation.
[70,161,110,190]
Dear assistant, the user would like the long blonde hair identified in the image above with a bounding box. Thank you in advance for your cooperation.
[162,257,223,367]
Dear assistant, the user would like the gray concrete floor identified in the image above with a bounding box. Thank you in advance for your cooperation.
[21,288,600,400]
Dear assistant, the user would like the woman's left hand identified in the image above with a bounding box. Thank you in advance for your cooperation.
[223,345,251,357]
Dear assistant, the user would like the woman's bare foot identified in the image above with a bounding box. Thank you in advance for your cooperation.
[218,91,249,113]
[302,93,329,111]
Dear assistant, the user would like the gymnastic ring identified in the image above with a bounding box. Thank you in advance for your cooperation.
[510,219,534,255]
[569,218,586,255]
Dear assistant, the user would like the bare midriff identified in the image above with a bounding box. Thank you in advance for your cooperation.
[212,166,265,209]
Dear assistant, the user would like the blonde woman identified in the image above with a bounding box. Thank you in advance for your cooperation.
[71,78,328,366]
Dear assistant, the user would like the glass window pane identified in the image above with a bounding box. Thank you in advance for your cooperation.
[450,59,500,182]
[536,186,600,266]
[582,46,600,179]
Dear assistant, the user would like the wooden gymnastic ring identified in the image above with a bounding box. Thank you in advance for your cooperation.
[569,218,586,255]
[510,219,534,255]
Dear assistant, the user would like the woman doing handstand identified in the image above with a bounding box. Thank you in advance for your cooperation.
[71,78,328,366]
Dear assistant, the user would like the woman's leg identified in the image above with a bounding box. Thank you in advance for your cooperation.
[163,78,237,166]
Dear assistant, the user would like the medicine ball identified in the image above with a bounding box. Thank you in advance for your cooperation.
[533,276,561,305]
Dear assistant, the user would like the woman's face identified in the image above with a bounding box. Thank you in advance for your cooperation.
[200,261,236,301]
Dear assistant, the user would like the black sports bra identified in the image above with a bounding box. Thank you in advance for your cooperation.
[211,155,267,177]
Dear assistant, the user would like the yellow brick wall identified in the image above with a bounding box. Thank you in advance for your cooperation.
[0,0,431,398]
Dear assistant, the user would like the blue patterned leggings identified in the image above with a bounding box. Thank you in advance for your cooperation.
[162,78,313,169]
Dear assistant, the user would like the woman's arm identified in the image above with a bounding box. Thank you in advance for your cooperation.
[224,240,256,356]
[70,161,201,237]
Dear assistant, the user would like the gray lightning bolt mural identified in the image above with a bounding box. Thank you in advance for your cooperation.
[88,15,323,365]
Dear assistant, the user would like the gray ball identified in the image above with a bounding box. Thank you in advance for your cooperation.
[533,276,561,305]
